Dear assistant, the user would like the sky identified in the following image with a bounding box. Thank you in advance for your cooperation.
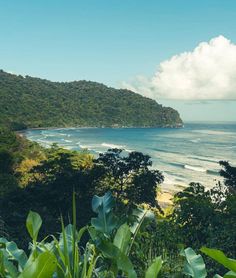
[0,0,236,121]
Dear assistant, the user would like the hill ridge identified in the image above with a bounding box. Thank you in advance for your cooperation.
[0,70,183,130]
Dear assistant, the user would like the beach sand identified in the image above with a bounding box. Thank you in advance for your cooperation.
[157,191,174,208]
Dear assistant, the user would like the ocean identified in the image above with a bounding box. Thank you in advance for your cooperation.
[24,123,236,192]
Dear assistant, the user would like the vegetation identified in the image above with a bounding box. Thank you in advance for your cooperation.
[0,70,182,129]
[0,128,235,277]
[0,192,235,277]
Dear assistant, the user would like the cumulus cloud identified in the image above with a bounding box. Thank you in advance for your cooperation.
[123,36,236,100]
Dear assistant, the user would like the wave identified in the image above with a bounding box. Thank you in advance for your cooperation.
[63,139,72,143]
[42,134,56,137]
[207,169,220,176]
[79,144,92,150]
[101,143,134,153]
[189,155,219,163]
[184,164,206,172]
[125,149,134,153]
[190,138,201,143]
[193,130,236,136]
[101,143,125,149]
[227,145,236,149]
[169,162,207,173]
[150,147,183,155]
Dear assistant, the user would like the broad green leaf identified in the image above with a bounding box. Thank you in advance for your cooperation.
[4,241,27,270]
[130,208,154,235]
[92,191,115,214]
[201,247,236,272]
[91,192,118,235]
[98,240,137,278]
[0,251,4,276]
[145,256,162,278]
[113,224,131,254]
[0,249,19,278]
[19,251,56,278]
[128,208,154,255]
[26,211,42,241]
[224,271,236,277]
[0,238,26,277]
[182,247,207,278]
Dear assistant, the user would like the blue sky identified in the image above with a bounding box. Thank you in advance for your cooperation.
[0,0,236,121]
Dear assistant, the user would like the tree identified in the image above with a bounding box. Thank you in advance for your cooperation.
[0,147,96,249]
[170,161,236,275]
[0,150,14,174]
[93,148,164,209]
[219,160,236,193]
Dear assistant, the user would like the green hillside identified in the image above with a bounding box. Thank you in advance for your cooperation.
[0,70,182,129]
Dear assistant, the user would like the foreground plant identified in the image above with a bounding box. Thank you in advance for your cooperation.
[0,192,163,277]
[181,247,236,278]
[1,191,235,277]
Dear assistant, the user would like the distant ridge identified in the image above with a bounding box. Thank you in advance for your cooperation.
[0,70,183,130]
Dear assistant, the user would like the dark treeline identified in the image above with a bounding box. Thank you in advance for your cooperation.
[0,70,182,129]
[0,127,235,276]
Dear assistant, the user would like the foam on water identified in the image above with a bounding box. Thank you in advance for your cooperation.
[101,142,125,149]
[184,164,206,172]
[193,130,236,136]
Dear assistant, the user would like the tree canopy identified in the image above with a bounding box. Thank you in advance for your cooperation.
[0,70,182,129]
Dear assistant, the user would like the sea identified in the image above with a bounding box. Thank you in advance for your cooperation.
[24,123,236,192]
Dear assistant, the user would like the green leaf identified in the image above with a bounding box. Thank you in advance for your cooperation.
[113,224,131,254]
[91,192,118,236]
[224,271,236,278]
[201,247,236,272]
[0,249,18,278]
[0,238,27,276]
[130,208,154,235]
[182,247,207,278]
[98,240,137,278]
[145,256,162,278]
[4,241,27,270]
[92,191,115,214]
[128,208,154,256]
[26,211,42,242]
[19,251,56,278]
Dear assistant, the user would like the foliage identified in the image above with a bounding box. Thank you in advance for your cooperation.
[171,179,236,275]
[93,149,164,210]
[0,192,163,278]
[219,160,236,193]
[201,247,236,277]
[0,128,236,277]
[181,247,207,278]
[0,70,182,129]
[0,128,45,195]
[91,191,118,236]
[0,191,236,277]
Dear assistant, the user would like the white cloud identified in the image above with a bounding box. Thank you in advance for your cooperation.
[123,36,236,100]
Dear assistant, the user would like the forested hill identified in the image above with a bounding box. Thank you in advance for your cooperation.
[0,70,182,129]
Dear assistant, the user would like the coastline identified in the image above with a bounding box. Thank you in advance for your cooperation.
[20,123,235,200]
[17,123,184,132]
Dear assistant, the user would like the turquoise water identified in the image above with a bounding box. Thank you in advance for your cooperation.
[24,123,236,191]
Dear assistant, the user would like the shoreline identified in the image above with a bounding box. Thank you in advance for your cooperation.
[17,123,184,132]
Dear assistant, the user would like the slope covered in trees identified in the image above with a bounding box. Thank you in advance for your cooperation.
[0,70,182,129]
